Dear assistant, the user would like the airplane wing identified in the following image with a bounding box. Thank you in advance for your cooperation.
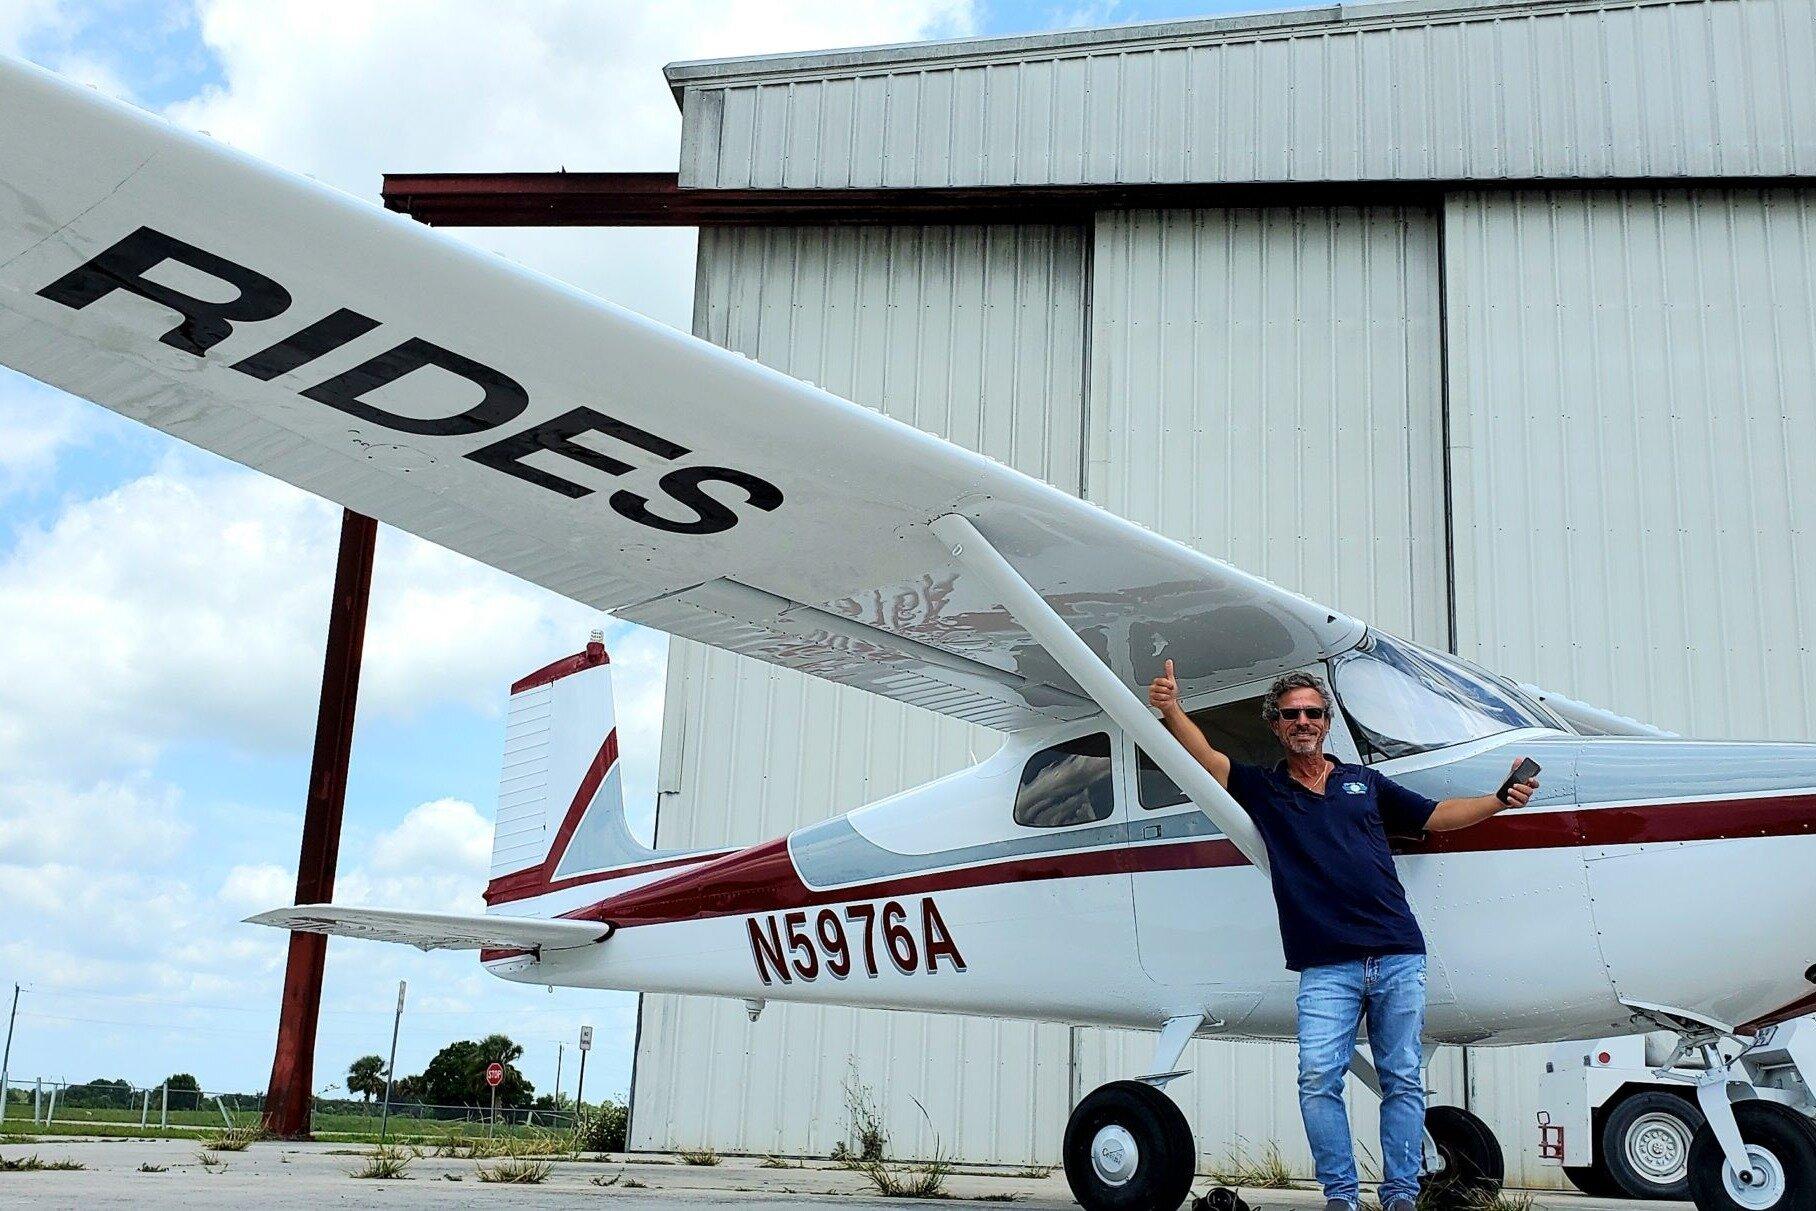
[0,56,1363,732]
[246,905,608,952]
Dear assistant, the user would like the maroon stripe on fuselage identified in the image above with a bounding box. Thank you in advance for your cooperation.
[567,792,1816,932]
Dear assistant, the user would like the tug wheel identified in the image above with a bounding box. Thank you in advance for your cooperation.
[1063,1080,1196,1211]
[1423,1104,1505,1208]
[1687,1101,1816,1211]
[1604,1090,1703,1199]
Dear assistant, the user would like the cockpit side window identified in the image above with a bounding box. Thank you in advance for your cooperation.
[1135,694,1276,810]
[1331,631,1556,762]
[1014,732,1114,828]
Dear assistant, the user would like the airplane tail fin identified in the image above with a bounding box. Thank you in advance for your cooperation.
[483,631,671,907]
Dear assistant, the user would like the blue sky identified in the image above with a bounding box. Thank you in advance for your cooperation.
[0,0,1300,1109]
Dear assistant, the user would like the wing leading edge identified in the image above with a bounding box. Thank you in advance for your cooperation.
[0,56,1363,731]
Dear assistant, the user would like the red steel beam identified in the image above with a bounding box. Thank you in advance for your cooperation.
[380,171,1811,229]
[261,508,378,1140]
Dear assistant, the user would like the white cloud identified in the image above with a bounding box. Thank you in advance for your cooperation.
[216,861,291,914]
[0,777,189,867]
[0,459,608,775]
[0,0,66,54]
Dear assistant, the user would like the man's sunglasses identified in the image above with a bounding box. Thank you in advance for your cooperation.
[1274,707,1328,721]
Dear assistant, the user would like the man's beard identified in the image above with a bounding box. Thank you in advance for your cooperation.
[1285,730,1321,755]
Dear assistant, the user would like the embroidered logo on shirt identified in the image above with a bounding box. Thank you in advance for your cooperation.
[1343,781,1367,794]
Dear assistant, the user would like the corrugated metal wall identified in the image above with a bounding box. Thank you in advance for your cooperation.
[630,224,1087,1162]
[1445,187,1816,739]
[1087,207,1449,641]
[677,0,1816,190]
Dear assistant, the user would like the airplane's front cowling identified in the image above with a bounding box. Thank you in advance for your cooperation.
[1573,738,1816,1031]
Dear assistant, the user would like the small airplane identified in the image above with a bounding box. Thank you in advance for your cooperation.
[3,54,1814,1211]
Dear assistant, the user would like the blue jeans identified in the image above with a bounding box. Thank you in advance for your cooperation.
[1295,954,1427,1207]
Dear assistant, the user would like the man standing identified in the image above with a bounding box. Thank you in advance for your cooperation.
[1147,661,1536,1211]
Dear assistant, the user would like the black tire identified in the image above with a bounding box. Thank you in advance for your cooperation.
[1687,1101,1816,1211]
[1063,1080,1196,1211]
[1424,1104,1505,1209]
[1564,1163,1624,1198]
[1603,1090,1704,1200]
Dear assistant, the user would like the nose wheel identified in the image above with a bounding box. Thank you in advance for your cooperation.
[1064,1080,1196,1211]
[1687,1102,1816,1211]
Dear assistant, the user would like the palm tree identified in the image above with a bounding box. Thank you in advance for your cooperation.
[346,1055,387,1104]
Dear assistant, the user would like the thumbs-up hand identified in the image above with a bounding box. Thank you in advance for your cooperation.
[1148,658,1180,714]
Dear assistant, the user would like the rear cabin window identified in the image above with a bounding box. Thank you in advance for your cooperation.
[1137,694,1278,810]
[1014,733,1114,828]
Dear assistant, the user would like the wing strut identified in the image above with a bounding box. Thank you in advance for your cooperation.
[930,514,1270,874]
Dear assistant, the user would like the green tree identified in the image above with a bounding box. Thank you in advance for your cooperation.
[346,1055,387,1104]
[163,1072,202,1111]
[411,1034,533,1108]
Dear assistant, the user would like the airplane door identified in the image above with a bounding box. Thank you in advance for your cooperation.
[1123,678,1297,1026]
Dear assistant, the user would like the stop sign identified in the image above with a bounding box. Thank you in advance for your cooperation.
[485,1062,504,1088]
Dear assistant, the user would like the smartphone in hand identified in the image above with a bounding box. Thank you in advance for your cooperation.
[1496,757,1541,804]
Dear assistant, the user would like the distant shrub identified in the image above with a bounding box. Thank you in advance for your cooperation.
[571,1101,628,1153]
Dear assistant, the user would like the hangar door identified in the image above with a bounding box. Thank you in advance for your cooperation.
[1080,205,1460,1176]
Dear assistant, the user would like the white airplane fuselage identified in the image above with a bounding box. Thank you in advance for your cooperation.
[482,725,1816,1049]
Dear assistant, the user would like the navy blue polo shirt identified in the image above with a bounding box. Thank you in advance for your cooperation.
[1226,757,1437,972]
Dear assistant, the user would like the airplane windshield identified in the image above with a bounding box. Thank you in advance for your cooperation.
[1331,632,1557,761]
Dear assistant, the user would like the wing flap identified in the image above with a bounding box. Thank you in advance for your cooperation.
[246,905,608,952]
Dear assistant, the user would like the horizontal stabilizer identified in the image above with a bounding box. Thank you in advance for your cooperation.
[246,905,609,952]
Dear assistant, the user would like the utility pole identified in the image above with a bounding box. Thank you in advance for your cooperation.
[0,983,18,1123]
[554,1044,564,1118]
[261,509,377,1139]
[378,980,405,1147]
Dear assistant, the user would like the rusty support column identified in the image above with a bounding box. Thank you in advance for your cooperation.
[261,508,377,1139]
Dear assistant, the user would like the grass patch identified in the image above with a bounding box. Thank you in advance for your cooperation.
[349,1145,413,1180]
[1206,1138,1296,1189]
[760,1154,803,1168]
[1009,1165,1052,1179]
[139,1162,169,1173]
[850,1151,953,1199]
[978,1196,1020,1204]
[591,1170,625,1187]
[476,1156,553,1184]
[623,1177,648,1188]
[433,1132,567,1160]
[196,1149,223,1167]
[203,1124,264,1152]
[0,1153,86,1171]
[677,1147,721,1166]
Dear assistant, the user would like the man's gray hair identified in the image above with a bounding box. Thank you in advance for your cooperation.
[1262,671,1332,721]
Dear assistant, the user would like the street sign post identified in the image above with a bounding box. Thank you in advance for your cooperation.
[486,1061,503,1137]
[575,1026,592,1113]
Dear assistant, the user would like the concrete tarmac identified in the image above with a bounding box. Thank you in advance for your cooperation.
[0,1137,1689,1210]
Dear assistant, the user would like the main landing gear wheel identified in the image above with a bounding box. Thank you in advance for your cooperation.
[1603,1091,1704,1200]
[1687,1101,1816,1211]
[1063,1080,1196,1211]
[1423,1104,1505,1208]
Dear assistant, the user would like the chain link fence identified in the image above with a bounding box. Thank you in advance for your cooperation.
[1,1077,584,1139]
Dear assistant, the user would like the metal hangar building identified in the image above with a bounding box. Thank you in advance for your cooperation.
[620,0,1813,1182]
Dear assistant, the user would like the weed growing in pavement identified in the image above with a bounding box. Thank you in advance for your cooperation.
[623,1177,648,1188]
[847,1098,953,1200]
[977,1196,1020,1203]
[138,1162,169,1173]
[1010,1165,1053,1179]
[1206,1138,1296,1189]
[832,1059,888,1164]
[349,1144,413,1180]
[196,1149,222,1167]
[760,1154,803,1168]
[571,1100,629,1153]
[0,1153,86,1171]
[203,1125,264,1152]
[477,1156,553,1183]
[677,1147,722,1166]
[592,1171,625,1186]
